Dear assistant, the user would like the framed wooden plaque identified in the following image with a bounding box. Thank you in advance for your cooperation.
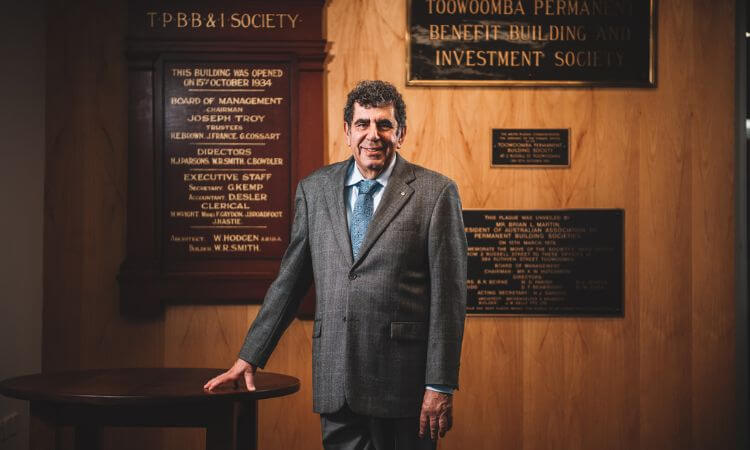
[119,0,326,316]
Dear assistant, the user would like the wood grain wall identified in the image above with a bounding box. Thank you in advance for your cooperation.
[42,0,736,449]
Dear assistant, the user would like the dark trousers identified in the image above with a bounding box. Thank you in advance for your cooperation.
[320,403,438,450]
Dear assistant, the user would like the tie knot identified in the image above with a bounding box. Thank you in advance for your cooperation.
[357,179,380,195]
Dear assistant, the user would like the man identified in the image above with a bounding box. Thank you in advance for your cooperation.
[205,80,467,449]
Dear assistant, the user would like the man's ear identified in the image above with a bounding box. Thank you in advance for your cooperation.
[344,122,351,146]
[396,126,407,148]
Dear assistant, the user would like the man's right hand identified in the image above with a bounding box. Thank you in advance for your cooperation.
[203,358,257,391]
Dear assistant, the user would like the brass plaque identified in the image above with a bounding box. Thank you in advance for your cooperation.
[464,209,624,316]
[407,0,656,86]
[492,128,569,167]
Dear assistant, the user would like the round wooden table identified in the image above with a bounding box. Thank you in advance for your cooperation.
[0,368,299,450]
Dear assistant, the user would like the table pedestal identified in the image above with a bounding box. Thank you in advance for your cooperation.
[31,401,257,450]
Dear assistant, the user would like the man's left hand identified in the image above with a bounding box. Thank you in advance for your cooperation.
[418,389,453,440]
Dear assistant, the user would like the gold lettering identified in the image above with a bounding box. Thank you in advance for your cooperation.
[228,193,268,201]
[146,11,301,30]
[212,219,242,225]
[241,173,273,181]
[534,0,633,16]
[170,96,200,105]
[213,243,261,252]
[435,49,544,67]
[170,235,205,242]
[508,24,586,41]
[237,132,281,140]
[183,173,243,182]
[170,157,210,165]
[430,24,440,40]
[201,202,252,210]
[553,50,624,67]
[228,183,264,191]
[213,234,259,242]
[162,12,173,28]
[188,184,223,192]
[430,24,495,41]
[594,25,631,40]
[172,68,192,77]
[170,211,200,218]
[187,114,232,123]
[427,0,525,15]
[196,148,252,156]
[191,12,202,28]
[205,124,243,131]
[146,12,158,28]
[210,157,245,165]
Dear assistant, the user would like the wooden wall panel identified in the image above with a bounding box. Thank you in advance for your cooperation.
[325,0,735,448]
[689,1,736,449]
[638,2,693,446]
[44,1,165,449]
[44,0,165,371]
[42,0,736,449]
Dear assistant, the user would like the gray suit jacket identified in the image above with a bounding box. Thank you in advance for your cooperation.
[239,154,467,418]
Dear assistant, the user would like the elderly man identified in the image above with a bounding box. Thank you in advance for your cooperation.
[205,80,467,450]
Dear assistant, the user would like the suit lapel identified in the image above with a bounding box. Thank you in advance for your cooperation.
[353,155,416,266]
[324,158,354,265]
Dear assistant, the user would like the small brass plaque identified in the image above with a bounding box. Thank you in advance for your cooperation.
[492,128,569,167]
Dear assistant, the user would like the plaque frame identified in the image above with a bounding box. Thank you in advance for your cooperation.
[119,1,326,317]
[406,0,657,87]
[463,208,625,317]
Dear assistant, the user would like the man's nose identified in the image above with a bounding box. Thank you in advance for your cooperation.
[365,123,380,140]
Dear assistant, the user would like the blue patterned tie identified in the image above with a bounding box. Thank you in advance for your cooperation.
[350,179,380,260]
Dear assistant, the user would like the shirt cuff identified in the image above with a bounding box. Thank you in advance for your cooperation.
[425,384,454,395]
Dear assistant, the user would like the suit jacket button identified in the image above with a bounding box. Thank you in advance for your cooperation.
[348,273,357,280]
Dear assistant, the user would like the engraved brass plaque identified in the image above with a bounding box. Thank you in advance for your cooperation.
[464,209,624,316]
[492,128,569,167]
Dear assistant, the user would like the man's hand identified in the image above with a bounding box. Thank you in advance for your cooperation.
[203,358,257,391]
[418,389,453,440]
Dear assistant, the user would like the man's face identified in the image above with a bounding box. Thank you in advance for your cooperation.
[345,102,405,180]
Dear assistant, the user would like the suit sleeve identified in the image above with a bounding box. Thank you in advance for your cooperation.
[238,182,313,368]
[425,181,467,389]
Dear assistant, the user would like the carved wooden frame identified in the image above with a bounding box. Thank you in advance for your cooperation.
[120,1,325,317]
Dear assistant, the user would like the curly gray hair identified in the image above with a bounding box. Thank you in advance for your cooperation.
[343,80,407,131]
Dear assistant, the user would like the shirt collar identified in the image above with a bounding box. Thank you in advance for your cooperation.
[345,152,398,188]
